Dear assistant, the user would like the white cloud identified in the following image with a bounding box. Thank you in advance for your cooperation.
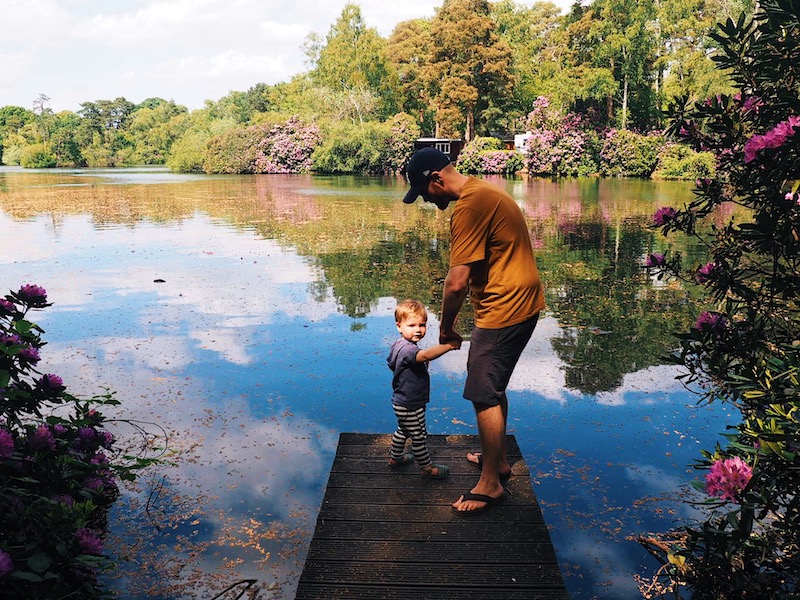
[0,0,573,112]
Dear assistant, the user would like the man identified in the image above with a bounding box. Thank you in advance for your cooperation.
[403,146,545,516]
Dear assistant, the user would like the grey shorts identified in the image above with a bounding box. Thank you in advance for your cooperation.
[463,314,539,406]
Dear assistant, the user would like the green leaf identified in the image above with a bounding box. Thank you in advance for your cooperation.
[10,571,45,583]
[26,552,52,574]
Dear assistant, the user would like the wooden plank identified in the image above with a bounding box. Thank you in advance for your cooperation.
[296,433,569,600]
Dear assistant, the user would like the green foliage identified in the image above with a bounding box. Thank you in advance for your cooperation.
[651,142,716,180]
[1,286,157,597]
[19,144,57,168]
[307,3,395,118]
[312,121,392,174]
[456,136,523,174]
[599,128,663,178]
[425,0,515,140]
[166,111,234,173]
[385,112,421,173]
[203,124,269,174]
[639,1,800,596]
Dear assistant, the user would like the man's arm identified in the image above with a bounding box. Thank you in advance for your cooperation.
[439,264,471,344]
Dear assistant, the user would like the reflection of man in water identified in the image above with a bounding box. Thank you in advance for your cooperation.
[402,147,545,516]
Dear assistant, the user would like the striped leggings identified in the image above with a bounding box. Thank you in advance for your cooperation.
[390,405,431,468]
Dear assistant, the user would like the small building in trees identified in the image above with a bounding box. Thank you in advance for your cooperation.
[414,138,464,162]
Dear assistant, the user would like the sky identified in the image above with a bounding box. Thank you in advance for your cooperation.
[0,0,572,114]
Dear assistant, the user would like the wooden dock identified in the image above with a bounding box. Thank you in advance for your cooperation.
[296,433,568,599]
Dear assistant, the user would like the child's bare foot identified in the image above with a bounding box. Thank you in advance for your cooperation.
[420,464,449,479]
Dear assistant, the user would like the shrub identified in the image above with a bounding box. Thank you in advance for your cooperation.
[254,117,321,174]
[385,113,421,173]
[203,124,270,174]
[311,121,390,174]
[1,285,154,597]
[167,130,210,173]
[523,99,601,177]
[599,129,663,178]
[19,144,57,169]
[652,143,717,180]
[637,2,800,597]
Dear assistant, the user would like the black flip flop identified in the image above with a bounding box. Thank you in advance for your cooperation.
[451,490,507,517]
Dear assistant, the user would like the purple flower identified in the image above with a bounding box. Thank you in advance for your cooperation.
[17,346,41,365]
[84,477,105,491]
[17,284,47,306]
[645,253,666,267]
[28,425,55,451]
[696,262,718,284]
[90,452,109,465]
[652,206,677,226]
[0,550,13,577]
[0,334,21,347]
[77,427,97,448]
[52,424,67,437]
[744,115,800,163]
[98,430,114,449]
[694,311,726,335]
[0,429,14,458]
[37,373,65,392]
[52,494,75,506]
[0,299,15,316]
[705,456,753,501]
[75,528,103,555]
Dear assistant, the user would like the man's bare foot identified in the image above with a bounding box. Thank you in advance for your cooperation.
[466,452,512,479]
[452,483,507,514]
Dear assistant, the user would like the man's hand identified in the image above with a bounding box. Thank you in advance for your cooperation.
[440,330,463,349]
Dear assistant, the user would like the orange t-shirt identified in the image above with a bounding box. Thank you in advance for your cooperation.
[449,177,545,329]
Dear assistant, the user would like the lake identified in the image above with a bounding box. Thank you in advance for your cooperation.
[0,166,734,599]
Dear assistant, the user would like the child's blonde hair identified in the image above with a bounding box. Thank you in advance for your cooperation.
[394,299,427,324]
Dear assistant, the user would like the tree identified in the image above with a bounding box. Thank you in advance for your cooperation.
[306,3,394,119]
[385,19,435,132]
[31,94,54,148]
[571,0,659,130]
[654,0,751,104]
[424,0,515,140]
[127,100,187,164]
[490,1,564,130]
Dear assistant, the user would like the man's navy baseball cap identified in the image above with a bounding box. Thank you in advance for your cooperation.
[403,147,451,204]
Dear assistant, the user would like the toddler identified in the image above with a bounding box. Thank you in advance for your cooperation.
[387,299,459,478]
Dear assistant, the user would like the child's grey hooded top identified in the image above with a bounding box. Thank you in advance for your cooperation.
[387,337,430,409]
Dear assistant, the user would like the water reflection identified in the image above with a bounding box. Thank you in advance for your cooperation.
[0,167,734,599]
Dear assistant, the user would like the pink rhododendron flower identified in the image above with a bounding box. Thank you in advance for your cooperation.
[0,299,15,315]
[0,550,12,577]
[645,253,666,267]
[652,207,677,226]
[743,115,800,162]
[0,429,14,458]
[17,346,40,364]
[28,425,55,451]
[694,311,726,335]
[37,373,64,391]
[17,284,47,306]
[705,456,753,501]
[696,262,718,284]
[75,528,103,555]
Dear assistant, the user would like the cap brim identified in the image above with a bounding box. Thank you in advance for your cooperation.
[403,187,423,204]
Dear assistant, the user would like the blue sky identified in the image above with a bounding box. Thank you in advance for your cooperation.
[1,0,572,114]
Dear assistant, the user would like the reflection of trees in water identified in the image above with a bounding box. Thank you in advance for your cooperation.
[545,218,700,394]
[1,170,711,393]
